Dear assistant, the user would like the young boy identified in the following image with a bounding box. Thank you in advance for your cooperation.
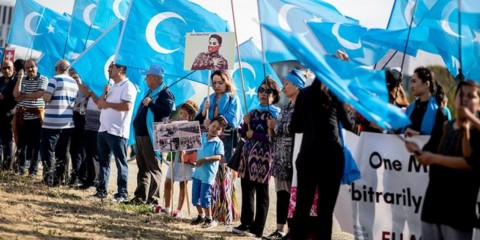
[190,116,226,228]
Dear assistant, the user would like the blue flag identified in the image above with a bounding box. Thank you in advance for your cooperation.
[307,21,389,65]
[71,21,122,96]
[9,1,70,60]
[386,0,438,30]
[93,0,130,31]
[261,23,411,130]
[232,39,282,112]
[116,0,228,85]
[417,0,480,78]
[258,0,333,63]
[67,0,101,57]
[37,53,59,79]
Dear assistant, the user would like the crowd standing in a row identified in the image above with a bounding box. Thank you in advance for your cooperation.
[0,56,478,240]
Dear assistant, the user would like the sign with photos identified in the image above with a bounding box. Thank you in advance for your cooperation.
[154,121,202,152]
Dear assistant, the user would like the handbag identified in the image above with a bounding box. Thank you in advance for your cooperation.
[182,151,197,164]
[226,138,245,171]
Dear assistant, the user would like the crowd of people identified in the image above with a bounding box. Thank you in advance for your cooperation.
[0,55,479,240]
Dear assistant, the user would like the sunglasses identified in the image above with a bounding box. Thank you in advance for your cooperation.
[2,66,12,70]
[258,87,273,95]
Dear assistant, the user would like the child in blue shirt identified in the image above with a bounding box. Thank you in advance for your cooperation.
[190,116,225,228]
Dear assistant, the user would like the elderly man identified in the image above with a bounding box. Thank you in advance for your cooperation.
[13,59,48,176]
[94,63,137,202]
[128,65,175,205]
[0,60,18,170]
[41,60,79,186]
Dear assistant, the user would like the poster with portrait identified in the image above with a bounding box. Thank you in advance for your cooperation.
[154,121,203,152]
[184,32,235,70]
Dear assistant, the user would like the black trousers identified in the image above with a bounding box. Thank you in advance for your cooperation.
[240,178,269,236]
[83,130,99,187]
[276,190,290,225]
[291,159,344,240]
[70,113,85,181]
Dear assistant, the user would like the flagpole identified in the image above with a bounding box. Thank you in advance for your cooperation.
[70,19,122,66]
[113,0,134,66]
[62,0,77,59]
[206,70,211,121]
[456,0,463,80]
[230,0,249,114]
[256,0,267,78]
[399,0,418,74]
[166,71,198,89]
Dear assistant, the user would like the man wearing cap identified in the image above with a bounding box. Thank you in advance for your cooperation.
[94,63,137,202]
[128,65,175,205]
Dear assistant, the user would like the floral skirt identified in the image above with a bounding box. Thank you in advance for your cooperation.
[212,163,239,224]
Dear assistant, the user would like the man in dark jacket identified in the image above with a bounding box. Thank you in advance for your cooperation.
[0,60,18,170]
[129,65,175,205]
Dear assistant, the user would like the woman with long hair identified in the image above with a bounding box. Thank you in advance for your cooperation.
[195,70,243,224]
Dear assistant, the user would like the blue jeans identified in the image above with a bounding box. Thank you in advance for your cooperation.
[97,131,128,196]
[41,128,72,184]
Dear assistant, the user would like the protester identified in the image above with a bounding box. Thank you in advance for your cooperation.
[403,67,449,136]
[357,67,409,134]
[41,60,79,187]
[190,116,226,229]
[233,77,281,238]
[405,80,480,240]
[0,60,18,170]
[12,59,48,176]
[78,81,101,190]
[191,34,228,70]
[163,100,198,217]
[94,63,137,202]
[264,69,306,240]
[289,78,354,239]
[195,69,242,224]
[68,68,88,187]
[128,65,174,205]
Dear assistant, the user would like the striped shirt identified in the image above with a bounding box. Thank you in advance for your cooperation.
[17,73,48,120]
[42,74,79,129]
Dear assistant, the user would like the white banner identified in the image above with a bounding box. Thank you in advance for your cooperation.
[351,132,430,240]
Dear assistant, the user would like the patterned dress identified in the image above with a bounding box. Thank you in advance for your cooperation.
[191,52,228,70]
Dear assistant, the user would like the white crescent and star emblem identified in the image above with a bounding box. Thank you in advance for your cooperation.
[24,12,43,36]
[277,4,309,35]
[83,3,99,29]
[331,23,362,50]
[404,0,416,27]
[441,1,462,38]
[113,0,126,20]
[233,62,256,80]
[146,12,186,54]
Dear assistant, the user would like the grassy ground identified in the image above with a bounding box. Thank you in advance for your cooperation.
[0,172,248,240]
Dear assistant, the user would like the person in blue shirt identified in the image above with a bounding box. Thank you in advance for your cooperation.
[190,116,225,229]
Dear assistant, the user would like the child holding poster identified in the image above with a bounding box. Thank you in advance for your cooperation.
[162,100,198,218]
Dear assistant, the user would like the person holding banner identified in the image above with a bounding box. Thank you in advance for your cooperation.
[233,77,281,238]
[129,65,174,205]
[289,78,354,240]
[264,68,306,240]
[195,70,242,224]
[191,34,228,70]
[403,67,449,136]
[405,80,480,240]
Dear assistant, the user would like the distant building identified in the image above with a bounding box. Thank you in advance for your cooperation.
[0,0,14,48]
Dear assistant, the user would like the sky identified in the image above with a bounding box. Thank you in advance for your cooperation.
[26,0,395,47]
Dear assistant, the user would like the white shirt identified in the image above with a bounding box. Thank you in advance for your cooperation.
[99,78,137,139]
